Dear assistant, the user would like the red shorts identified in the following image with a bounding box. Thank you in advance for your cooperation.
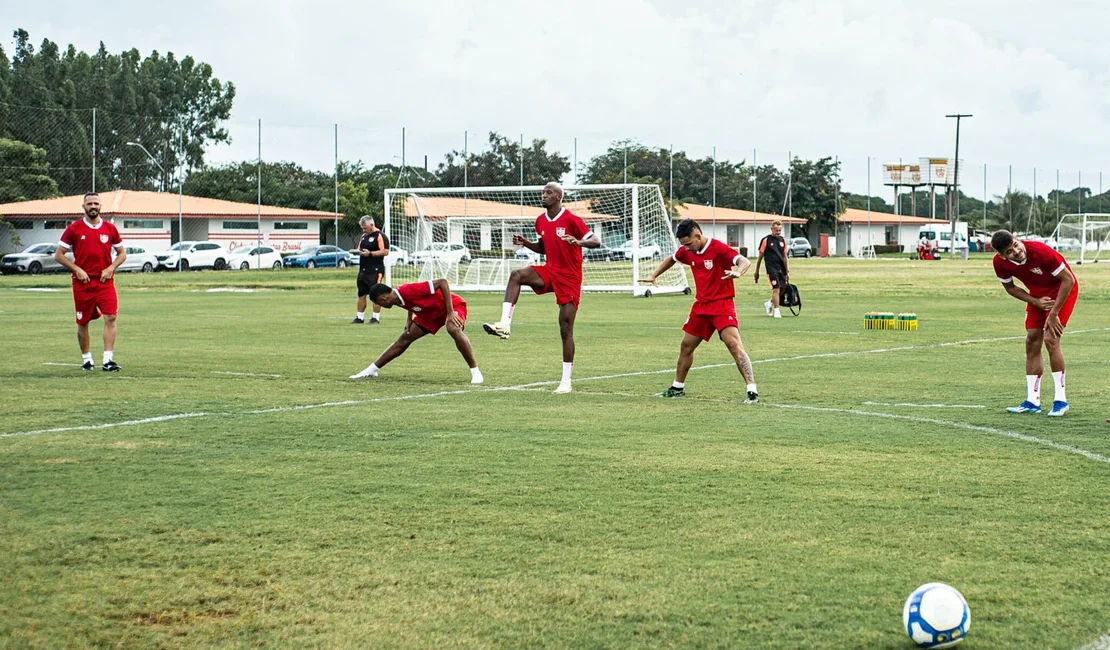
[1025,286,1078,330]
[72,279,118,325]
[414,302,468,336]
[682,302,739,341]
[532,265,581,310]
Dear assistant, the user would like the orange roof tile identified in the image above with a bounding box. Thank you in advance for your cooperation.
[674,203,808,224]
[837,208,948,226]
[0,190,341,220]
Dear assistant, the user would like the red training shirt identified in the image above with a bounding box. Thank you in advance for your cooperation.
[993,240,1076,298]
[396,281,465,320]
[535,208,592,282]
[674,238,743,305]
[59,217,123,278]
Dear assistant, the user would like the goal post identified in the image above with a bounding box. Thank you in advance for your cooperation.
[1050,213,1110,264]
[383,184,690,296]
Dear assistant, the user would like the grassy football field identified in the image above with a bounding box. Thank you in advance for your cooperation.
[1,256,1108,649]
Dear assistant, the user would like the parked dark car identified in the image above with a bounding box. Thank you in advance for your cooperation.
[283,245,350,269]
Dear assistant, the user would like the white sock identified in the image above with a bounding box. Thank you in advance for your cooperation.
[1051,371,1065,403]
[672,381,685,389]
[746,383,758,394]
[773,308,781,317]
[82,352,93,364]
[369,363,379,375]
[371,313,380,322]
[1026,374,1041,405]
[356,311,365,320]
[501,302,515,326]
[471,367,482,377]
[103,351,113,364]
[561,362,573,385]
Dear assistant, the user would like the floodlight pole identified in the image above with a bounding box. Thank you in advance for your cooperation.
[946,113,972,259]
[126,141,165,192]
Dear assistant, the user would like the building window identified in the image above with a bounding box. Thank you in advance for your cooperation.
[7,219,34,230]
[123,219,164,229]
[726,224,740,247]
[44,220,69,229]
[222,220,258,230]
[273,221,308,230]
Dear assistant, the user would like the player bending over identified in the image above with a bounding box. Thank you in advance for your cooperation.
[483,181,600,394]
[643,218,759,403]
[350,279,483,384]
[991,229,1079,417]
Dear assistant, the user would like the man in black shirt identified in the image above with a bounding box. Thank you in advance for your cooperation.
[354,215,390,324]
[753,219,789,319]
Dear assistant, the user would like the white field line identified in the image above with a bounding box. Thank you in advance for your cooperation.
[1075,633,1110,650]
[212,371,283,378]
[43,362,81,367]
[863,401,985,409]
[510,387,1110,466]
[7,328,1108,439]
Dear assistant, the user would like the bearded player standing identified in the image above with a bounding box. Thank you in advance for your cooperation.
[483,182,600,394]
[53,192,126,371]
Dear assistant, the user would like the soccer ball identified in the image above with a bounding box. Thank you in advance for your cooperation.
[903,583,970,648]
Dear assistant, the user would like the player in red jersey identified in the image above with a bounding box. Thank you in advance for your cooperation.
[52,192,126,371]
[482,182,600,394]
[643,219,759,403]
[991,229,1079,417]
[349,279,483,384]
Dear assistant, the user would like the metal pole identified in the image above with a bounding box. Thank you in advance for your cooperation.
[257,119,262,252]
[834,155,840,252]
[1056,169,1060,229]
[711,146,716,231]
[623,146,628,184]
[178,118,183,269]
[946,113,972,259]
[787,150,792,218]
[333,124,337,248]
[668,144,673,218]
[572,137,577,186]
[1031,168,1037,233]
[91,107,97,192]
[752,148,757,253]
[983,163,987,230]
[463,130,468,188]
[867,156,872,255]
[1078,171,1082,214]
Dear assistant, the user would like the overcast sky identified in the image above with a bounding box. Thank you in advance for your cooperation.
[8,0,1110,197]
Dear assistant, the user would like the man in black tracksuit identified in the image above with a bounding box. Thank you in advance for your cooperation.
[353,215,390,324]
[754,219,789,319]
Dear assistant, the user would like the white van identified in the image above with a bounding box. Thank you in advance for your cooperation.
[918,222,969,253]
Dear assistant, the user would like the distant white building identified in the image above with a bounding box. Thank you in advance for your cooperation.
[0,190,341,254]
[672,203,809,254]
[835,208,949,256]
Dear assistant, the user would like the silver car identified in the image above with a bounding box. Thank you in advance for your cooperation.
[1,243,66,274]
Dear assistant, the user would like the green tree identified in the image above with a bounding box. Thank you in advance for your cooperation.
[0,137,59,202]
[435,132,569,187]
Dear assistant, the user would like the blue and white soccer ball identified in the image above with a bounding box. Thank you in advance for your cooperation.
[903,582,970,648]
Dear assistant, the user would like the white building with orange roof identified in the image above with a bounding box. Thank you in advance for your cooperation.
[0,191,340,254]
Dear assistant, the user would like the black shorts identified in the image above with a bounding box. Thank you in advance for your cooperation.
[357,269,384,297]
[766,268,788,288]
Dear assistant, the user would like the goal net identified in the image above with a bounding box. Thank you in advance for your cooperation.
[1050,214,1110,264]
[383,184,689,296]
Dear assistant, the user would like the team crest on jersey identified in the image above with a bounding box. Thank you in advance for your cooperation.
[703,259,714,270]
[556,227,566,237]
[1031,268,1043,275]
[99,234,109,244]
[412,306,422,312]
[76,311,83,320]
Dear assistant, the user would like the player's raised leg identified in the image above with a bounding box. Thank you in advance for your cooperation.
[660,332,704,397]
[350,320,427,379]
[484,265,545,339]
[720,326,758,403]
[553,302,577,394]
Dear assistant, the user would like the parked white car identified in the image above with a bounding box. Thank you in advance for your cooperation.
[227,245,283,270]
[410,242,471,265]
[1048,237,1083,253]
[346,245,410,267]
[611,239,662,261]
[1,243,66,274]
[155,241,230,270]
[115,246,159,273]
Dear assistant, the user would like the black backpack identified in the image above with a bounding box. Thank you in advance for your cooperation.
[779,282,801,316]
